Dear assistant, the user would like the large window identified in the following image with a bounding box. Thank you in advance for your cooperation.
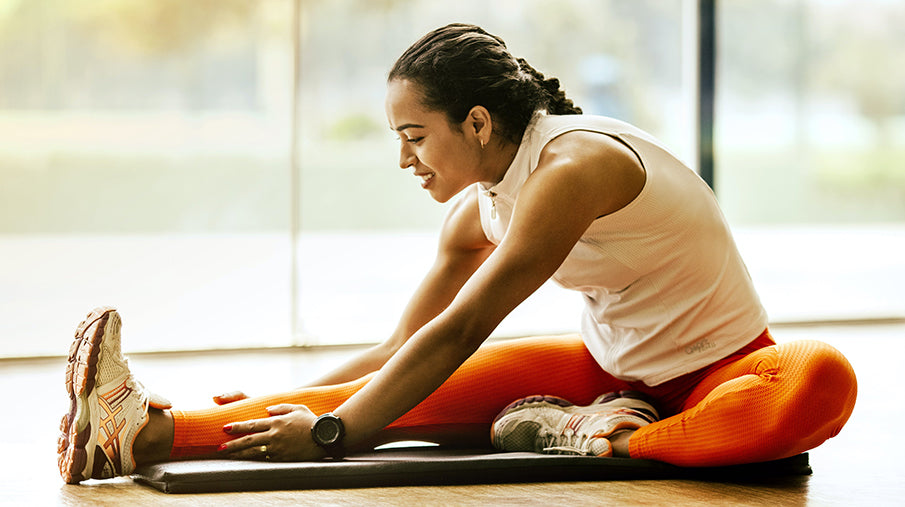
[3,0,900,358]
[716,0,905,323]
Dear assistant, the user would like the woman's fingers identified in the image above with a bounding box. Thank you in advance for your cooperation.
[265,403,313,416]
[222,416,270,437]
[220,440,271,460]
[219,418,271,456]
[213,391,248,405]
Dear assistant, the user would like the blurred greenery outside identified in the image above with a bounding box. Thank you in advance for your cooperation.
[1,0,903,354]
[0,0,903,234]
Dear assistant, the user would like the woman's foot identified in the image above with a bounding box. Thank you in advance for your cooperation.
[57,307,170,483]
[490,391,658,457]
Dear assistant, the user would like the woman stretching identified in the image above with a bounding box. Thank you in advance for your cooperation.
[58,23,856,484]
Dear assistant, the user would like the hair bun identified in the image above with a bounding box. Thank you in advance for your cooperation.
[390,25,581,143]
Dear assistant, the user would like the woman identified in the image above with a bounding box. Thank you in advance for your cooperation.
[58,24,856,484]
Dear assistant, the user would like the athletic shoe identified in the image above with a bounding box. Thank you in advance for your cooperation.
[57,307,169,483]
[491,390,659,457]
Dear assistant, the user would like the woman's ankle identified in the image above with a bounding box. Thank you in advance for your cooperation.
[133,409,175,465]
[609,429,635,458]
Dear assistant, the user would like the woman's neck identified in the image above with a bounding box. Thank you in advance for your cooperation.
[482,138,520,186]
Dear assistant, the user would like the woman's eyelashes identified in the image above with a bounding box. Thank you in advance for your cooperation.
[392,134,423,144]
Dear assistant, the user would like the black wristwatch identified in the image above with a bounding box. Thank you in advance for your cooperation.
[311,412,346,459]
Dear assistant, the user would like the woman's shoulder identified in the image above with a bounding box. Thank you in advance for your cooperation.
[530,130,646,219]
[516,113,638,177]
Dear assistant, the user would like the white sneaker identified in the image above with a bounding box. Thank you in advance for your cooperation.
[491,391,659,457]
[57,307,169,483]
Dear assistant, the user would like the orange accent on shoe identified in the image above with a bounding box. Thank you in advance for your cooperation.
[96,380,132,476]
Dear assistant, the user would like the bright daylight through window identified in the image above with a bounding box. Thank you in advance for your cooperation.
[0,0,902,357]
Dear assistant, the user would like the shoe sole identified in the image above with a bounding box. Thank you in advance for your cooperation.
[58,307,116,484]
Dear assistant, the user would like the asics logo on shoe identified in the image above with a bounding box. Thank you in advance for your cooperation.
[96,379,133,476]
[607,407,658,425]
[565,414,588,432]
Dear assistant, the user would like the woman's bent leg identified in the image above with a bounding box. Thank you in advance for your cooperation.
[169,334,628,458]
[629,340,857,466]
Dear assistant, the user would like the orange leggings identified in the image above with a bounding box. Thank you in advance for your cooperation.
[170,330,857,466]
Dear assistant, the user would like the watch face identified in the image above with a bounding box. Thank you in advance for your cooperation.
[314,418,341,445]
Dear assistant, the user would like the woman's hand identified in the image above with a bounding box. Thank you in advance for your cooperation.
[218,404,326,462]
[212,391,248,405]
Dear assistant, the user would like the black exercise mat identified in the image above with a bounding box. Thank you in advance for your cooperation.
[133,448,811,494]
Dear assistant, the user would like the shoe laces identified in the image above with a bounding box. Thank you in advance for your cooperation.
[538,415,603,456]
[541,440,591,455]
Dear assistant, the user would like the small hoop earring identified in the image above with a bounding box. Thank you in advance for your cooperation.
[480,139,485,150]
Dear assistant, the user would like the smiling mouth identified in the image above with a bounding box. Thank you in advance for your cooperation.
[417,172,435,187]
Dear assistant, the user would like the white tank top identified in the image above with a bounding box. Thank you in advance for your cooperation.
[477,113,767,385]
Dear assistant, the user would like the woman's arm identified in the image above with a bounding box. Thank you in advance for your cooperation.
[333,132,646,449]
[304,186,496,387]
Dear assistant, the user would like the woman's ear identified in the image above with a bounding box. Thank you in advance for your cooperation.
[465,106,492,146]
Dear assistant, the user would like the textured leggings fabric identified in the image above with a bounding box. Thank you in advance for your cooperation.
[169,331,857,466]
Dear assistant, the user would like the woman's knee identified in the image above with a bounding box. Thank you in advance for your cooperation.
[775,340,857,441]
[788,340,856,395]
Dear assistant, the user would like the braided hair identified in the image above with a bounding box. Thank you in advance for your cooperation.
[389,23,582,144]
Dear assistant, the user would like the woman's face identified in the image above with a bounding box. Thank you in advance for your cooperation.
[385,79,484,203]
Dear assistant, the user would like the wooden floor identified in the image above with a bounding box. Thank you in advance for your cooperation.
[2,323,902,506]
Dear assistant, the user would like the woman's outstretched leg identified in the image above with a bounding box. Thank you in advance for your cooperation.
[165,334,630,458]
[65,308,631,481]
[629,339,857,466]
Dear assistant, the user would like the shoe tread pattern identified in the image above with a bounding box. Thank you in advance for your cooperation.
[58,307,115,484]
